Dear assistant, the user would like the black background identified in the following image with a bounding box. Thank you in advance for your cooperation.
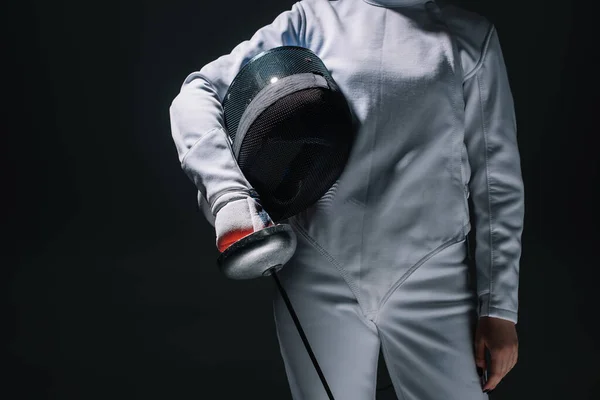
[4,0,598,399]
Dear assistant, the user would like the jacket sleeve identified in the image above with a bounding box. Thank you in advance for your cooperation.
[169,2,306,226]
[463,25,525,324]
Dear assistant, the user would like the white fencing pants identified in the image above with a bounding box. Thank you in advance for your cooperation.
[272,224,488,400]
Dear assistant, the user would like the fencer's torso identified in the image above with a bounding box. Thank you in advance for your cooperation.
[170,0,524,320]
[288,0,488,307]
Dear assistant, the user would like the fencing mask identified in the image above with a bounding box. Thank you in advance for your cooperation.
[222,45,355,223]
[216,46,355,280]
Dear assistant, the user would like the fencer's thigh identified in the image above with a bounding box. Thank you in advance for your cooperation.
[375,239,488,400]
[272,235,381,400]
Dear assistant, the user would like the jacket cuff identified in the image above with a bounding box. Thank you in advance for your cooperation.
[478,293,518,324]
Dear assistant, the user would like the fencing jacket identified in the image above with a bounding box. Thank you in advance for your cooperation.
[169,0,525,324]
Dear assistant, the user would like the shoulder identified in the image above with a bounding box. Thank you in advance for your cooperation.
[297,0,342,13]
[439,3,494,77]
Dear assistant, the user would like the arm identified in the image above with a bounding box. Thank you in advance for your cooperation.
[463,25,525,324]
[169,2,306,226]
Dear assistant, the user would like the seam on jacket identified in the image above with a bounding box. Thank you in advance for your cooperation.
[181,71,219,97]
[347,197,365,208]
[359,6,387,302]
[179,126,223,170]
[296,1,307,48]
[432,3,466,215]
[362,0,425,8]
[434,3,475,225]
[288,217,366,311]
[476,69,496,313]
[375,226,469,318]
[179,126,252,214]
[463,24,495,83]
[488,306,517,313]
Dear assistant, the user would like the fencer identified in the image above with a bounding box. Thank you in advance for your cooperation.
[168,0,525,399]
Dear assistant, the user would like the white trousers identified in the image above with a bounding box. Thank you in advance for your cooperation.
[272,223,488,400]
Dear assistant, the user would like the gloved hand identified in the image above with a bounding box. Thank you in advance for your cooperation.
[214,195,275,252]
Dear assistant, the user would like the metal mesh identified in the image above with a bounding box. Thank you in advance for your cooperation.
[238,87,353,222]
[222,46,354,222]
[223,46,338,143]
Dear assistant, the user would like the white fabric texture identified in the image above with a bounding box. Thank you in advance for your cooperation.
[273,228,488,399]
[169,0,526,396]
[169,0,525,322]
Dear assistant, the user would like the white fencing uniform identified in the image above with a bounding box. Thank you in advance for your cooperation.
[169,0,525,398]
